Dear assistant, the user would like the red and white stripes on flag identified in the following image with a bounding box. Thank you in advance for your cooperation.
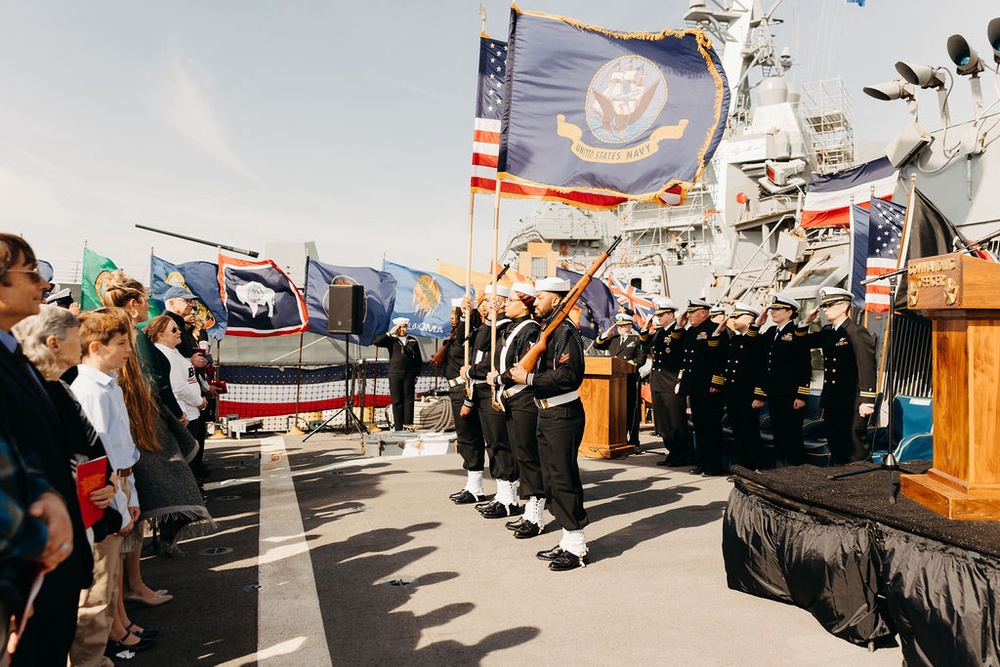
[801,157,898,229]
[470,35,631,209]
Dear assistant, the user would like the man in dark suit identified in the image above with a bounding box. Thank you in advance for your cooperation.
[717,301,765,470]
[594,313,646,448]
[751,293,812,467]
[640,298,688,466]
[374,317,424,430]
[798,287,878,464]
[678,299,729,476]
[0,233,83,666]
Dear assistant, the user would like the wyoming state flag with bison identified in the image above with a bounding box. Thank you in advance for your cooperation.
[498,6,729,205]
[218,254,308,337]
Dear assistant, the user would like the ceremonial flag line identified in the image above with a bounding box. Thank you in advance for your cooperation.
[381,261,468,339]
[305,259,396,347]
[218,254,308,337]
[150,255,228,340]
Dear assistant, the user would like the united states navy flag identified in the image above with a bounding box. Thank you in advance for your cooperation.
[382,261,468,339]
[305,259,396,346]
[498,8,729,206]
[218,254,308,337]
[151,255,228,339]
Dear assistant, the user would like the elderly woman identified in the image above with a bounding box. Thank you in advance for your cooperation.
[12,305,132,664]
[146,315,207,443]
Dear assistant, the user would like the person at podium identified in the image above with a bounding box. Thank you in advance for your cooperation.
[640,298,689,466]
[594,312,646,449]
[797,287,877,464]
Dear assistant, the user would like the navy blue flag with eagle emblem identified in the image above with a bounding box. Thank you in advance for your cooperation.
[498,7,729,205]
[305,258,397,346]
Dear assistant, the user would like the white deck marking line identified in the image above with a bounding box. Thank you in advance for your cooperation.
[257,436,332,665]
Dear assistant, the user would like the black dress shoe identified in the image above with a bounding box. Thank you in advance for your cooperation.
[448,488,467,501]
[451,490,487,504]
[536,545,564,561]
[505,517,528,531]
[656,457,671,466]
[690,467,704,475]
[474,499,494,511]
[548,550,587,571]
[513,521,542,539]
[480,501,522,519]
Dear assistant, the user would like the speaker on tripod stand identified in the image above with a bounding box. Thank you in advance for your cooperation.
[304,283,368,440]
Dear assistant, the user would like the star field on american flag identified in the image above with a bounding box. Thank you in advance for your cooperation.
[864,198,906,312]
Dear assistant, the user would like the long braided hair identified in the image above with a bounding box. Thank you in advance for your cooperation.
[100,270,162,452]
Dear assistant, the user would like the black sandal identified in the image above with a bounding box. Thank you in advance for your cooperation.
[125,621,160,639]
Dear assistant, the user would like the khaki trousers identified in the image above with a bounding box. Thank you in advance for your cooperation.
[68,534,122,667]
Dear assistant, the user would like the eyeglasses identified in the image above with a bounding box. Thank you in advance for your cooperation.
[7,268,49,283]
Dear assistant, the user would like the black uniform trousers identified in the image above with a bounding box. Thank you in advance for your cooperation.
[625,372,641,446]
[690,392,725,475]
[823,402,869,465]
[505,390,542,498]
[388,372,416,430]
[450,387,486,472]
[726,397,762,470]
[650,370,688,462]
[537,399,588,531]
[474,383,516,481]
[768,394,805,466]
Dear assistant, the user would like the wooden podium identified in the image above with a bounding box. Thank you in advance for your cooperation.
[899,253,1000,520]
[578,356,633,459]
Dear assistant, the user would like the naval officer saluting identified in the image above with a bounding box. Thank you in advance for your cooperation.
[594,312,646,449]
[373,317,423,430]
[797,286,877,464]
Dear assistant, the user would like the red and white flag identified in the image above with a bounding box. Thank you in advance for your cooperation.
[800,157,897,229]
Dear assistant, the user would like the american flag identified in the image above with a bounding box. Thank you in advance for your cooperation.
[865,198,905,312]
[470,36,629,209]
[606,274,656,326]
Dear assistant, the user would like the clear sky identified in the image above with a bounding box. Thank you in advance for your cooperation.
[2,0,998,284]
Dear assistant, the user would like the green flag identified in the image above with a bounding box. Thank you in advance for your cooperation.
[81,247,118,311]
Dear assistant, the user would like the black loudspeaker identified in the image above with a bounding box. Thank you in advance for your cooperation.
[328,284,365,335]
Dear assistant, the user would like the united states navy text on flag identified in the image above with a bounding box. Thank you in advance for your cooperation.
[382,261,468,339]
[606,274,655,327]
[471,35,627,210]
[151,256,228,340]
[865,198,905,312]
[498,8,729,205]
[305,259,396,346]
[556,268,617,339]
[218,254,308,337]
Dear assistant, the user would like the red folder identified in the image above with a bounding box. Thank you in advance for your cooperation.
[76,456,108,528]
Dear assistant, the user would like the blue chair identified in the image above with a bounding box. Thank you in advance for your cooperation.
[872,395,933,463]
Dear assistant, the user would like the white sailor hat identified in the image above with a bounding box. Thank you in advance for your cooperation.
[818,286,853,306]
[535,276,572,293]
[653,297,677,315]
[730,301,761,318]
[509,281,536,299]
[710,304,727,317]
[392,317,410,326]
[451,297,465,308]
[614,312,634,325]
[686,298,712,313]
[768,293,800,313]
[45,287,73,304]
[482,284,511,298]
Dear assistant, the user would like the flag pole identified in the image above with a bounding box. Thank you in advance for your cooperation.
[490,178,502,384]
[463,190,476,366]
[876,175,917,401]
[287,253,309,436]
[210,337,227,439]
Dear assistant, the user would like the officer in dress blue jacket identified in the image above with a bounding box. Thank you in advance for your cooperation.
[678,299,729,476]
[797,287,877,465]
[373,317,423,430]
[594,312,646,449]
[718,301,765,470]
[751,294,812,467]
[640,298,689,466]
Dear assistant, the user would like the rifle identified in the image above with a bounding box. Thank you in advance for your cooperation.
[516,236,622,373]
[428,263,509,369]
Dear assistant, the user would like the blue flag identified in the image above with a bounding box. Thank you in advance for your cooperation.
[498,8,729,205]
[218,254,308,337]
[381,261,468,339]
[557,268,617,340]
[305,259,396,346]
[150,255,228,340]
[848,204,870,309]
